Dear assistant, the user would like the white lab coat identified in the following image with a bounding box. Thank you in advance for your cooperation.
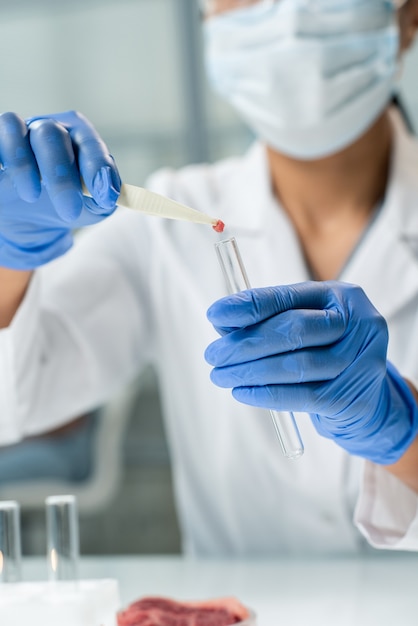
[1,109,418,556]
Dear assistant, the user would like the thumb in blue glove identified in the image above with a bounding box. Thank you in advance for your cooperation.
[204,281,418,465]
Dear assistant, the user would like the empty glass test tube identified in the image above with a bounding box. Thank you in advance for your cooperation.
[46,495,79,582]
[215,237,304,460]
[0,500,22,583]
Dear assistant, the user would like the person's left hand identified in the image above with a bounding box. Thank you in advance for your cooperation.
[205,281,418,464]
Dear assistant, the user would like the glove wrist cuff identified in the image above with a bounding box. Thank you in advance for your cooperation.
[333,362,418,465]
[377,361,418,465]
[0,232,73,270]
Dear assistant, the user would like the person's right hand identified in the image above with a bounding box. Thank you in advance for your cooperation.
[0,110,121,270]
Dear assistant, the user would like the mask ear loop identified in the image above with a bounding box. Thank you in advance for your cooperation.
[392,0,414,134]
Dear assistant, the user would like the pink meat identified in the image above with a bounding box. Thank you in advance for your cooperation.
[118,596,249,626]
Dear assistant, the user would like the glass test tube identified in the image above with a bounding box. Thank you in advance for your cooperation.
[215,237,304,460]
[0,500,22,583]
[46,495,79,582]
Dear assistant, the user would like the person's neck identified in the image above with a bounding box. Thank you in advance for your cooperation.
[266,110,393,235]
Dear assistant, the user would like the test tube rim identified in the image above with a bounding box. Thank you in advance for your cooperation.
[46,495,77,506]
[0,501,20,510]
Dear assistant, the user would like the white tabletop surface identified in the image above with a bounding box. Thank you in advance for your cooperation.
[22,554,418,626]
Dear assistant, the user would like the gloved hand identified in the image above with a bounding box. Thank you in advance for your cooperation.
[0,110,121,270]
[205,281,418,465]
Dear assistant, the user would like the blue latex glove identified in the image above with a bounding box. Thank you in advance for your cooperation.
[205,281,418,464]
[0,110,121,270]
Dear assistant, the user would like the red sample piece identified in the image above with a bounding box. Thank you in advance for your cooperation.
[212,220,225,233]
[117,596,249,626]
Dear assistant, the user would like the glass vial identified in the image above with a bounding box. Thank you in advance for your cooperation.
[46,495,79,581]
[0,500,22,583]
[215,237,304,460]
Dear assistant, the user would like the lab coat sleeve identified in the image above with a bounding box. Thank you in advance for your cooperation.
[0,207,154,445]
[355,462,418,550]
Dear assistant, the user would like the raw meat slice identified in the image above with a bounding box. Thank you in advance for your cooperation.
[118,595,250,626]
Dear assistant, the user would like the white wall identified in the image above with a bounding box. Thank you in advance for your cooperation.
[0,0,416,185]
[0,0,202,184]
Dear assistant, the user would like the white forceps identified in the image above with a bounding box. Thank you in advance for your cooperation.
[84,182,224,232]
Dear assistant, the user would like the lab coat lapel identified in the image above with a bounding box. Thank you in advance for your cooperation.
[341,109,418,320]
[219,142,311,285]
[341,216,418,320]
[219,142,271,235]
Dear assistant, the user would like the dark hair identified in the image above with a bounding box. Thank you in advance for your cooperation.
[392,93,415,133]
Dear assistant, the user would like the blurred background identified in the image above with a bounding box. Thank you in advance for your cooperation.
[0,0,417,557]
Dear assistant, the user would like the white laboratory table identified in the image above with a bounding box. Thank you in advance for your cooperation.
[22,554,418,626]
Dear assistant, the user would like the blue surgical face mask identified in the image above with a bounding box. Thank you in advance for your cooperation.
[204,0,400,159]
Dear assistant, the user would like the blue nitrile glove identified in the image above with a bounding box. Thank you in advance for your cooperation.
[0,110,121,270]
[205,281,418,465]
